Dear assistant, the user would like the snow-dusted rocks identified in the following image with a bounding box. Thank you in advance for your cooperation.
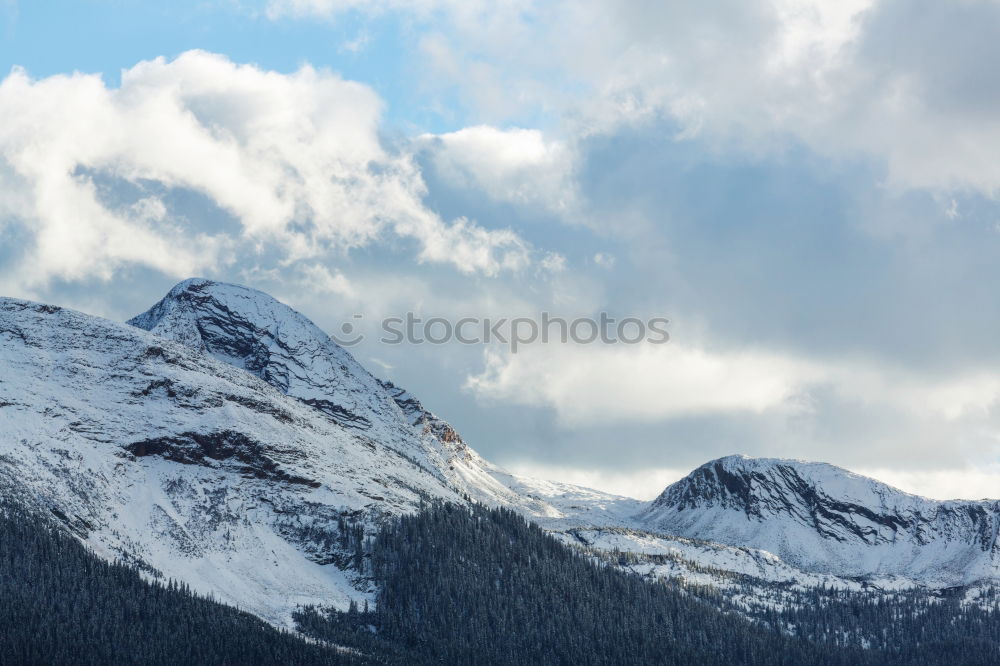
[129,278,411,435]
[640,454,1000,586]
[126,279,637,526]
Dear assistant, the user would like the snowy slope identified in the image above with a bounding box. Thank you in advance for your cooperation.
[0,281,636,626]
[0,297,472,625]
[640,454,1000,586]
[129,278,417,437]
[551,525,928,615]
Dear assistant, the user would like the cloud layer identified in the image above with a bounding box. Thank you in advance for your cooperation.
[0,50,535,293]
[269,0,1000,197]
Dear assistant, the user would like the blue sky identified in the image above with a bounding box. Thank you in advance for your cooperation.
[3,0,1000,499]
[1,2,437,127]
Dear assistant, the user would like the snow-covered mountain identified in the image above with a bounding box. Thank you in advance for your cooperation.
[640,454,1000,586]
[126,279,639,527]
[0,279,633,626]
[0,295,456,625]
[2,278,999,630]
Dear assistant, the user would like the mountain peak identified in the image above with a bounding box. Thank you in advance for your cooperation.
[168,276,216,293]
[707,453,845,473]
[130,278,319,354]
[650,454,908,517]
[129,278,398,431]
[127,279,505,491]
[641,454,1000,581]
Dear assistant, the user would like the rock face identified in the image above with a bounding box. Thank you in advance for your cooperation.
[129,279,406,434]
[126,278,510,495]
[640,454,1000,586]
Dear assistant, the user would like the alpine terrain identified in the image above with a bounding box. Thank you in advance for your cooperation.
[2,278,999,662]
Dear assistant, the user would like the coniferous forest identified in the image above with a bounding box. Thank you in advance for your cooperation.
[298,502,1000,666]
[5,498,1000,665]
[295,502,861,665]
[0,503,363,665]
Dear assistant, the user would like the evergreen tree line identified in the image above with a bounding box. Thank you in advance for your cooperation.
[297,502,1000,665]
[761,584,1000,665]
[591,537,1000,664]
[296,501,879,665]
[0,502,367,665]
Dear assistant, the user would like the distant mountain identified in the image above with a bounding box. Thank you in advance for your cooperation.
[640,454,1000,586]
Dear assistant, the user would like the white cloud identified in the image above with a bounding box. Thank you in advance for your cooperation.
[855,466,1000,502]
[539,252,567,273]
[299,264,357,299]
[418,125,577,215]
[466,343,820,426]
[339,31,370,53]
[466,340,1000,429]
[0,50,535,292]
[593,252,615,268]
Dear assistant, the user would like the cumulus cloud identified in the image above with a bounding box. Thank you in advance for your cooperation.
[0,50,534,291]
[298,264,357,299]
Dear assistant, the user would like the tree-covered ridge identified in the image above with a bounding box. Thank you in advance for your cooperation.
[297,501,870,665]
[0,503,364,666]
[576,529,1000,661]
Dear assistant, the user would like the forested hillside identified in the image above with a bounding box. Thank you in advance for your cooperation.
[0,503,362,665]
[299,502,1000,666]
[297,502,869,665]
